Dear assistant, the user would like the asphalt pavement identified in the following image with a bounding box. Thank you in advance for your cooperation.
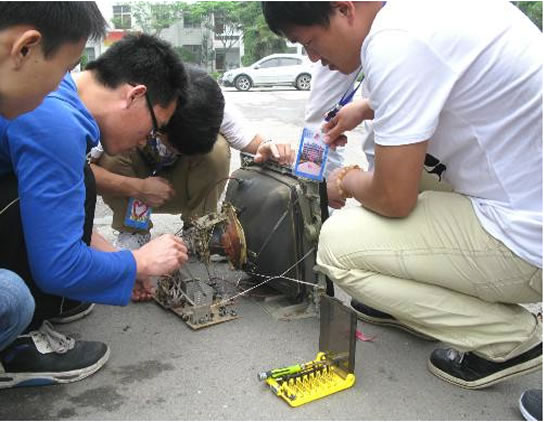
[0,86,541,420]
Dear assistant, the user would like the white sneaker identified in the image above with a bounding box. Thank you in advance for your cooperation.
[115,232,151,250]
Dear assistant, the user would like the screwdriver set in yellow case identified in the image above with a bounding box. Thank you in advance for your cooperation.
[259,296,357,407]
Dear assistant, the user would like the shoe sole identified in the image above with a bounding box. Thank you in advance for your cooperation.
[50,303,95,324]
[428,354,542,390]
[519,392,538,421]
[353,309,437,342]
[0,346,110,389]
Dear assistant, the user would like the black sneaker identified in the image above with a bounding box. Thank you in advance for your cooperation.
[50,300,95,324]
[520,389,542,421]
[428,343,542,389]
[350,299,436,341]
[0,321,109,389]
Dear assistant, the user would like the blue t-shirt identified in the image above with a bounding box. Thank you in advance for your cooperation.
[0,73,135,305]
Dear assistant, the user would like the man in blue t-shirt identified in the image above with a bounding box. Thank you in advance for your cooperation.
[0,31,188,389]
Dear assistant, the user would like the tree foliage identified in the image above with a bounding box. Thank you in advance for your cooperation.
[113,1,289,69]
[513,1,542,30]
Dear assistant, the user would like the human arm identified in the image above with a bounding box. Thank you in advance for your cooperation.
[90,228,186,302]
[91,163,175,208]
[327,141,427,217]
[241,134,295,166]
[6,107,138,304]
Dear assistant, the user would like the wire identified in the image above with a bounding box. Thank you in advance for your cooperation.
[0,197,20,217]
[214,247,316,306]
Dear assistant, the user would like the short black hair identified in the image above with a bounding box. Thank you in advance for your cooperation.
[86,33,187,107]
[0,2,106,58]
[167,66,225,156]
[262,2,334,36]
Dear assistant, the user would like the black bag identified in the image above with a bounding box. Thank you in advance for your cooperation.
[225,153,328,302]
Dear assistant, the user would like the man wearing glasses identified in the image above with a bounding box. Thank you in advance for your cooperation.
[91,66,295,268]
[0,33,188,387]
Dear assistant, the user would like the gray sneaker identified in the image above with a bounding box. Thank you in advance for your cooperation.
[0,321,109,389]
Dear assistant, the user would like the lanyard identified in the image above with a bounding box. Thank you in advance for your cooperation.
[339,67,364,107]
[324,67,364,122]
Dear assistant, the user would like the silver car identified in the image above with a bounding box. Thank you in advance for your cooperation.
[220,53,312,91]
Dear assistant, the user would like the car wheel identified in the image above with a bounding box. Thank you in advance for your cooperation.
[295,73,311,90]
[235,75,251,91]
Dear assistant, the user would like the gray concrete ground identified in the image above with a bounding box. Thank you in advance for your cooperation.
[0,87,541,420]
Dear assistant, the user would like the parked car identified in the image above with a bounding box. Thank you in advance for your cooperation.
[220,54,313,91]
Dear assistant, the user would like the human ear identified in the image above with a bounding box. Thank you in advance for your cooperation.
[11,30,42,69]
[333,2,356,20]
[126,84,147,109]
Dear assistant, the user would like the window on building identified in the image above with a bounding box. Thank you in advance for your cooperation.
[216,52,225,71]
[214,14,224,34]
[183,12,201,28]
[182,44,202,61]
[84,47,96,62]
[113,5,131,29]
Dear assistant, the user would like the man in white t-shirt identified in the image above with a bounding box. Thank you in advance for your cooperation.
[263,1,542,389]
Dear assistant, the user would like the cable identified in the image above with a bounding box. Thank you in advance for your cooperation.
[0,197,20,217]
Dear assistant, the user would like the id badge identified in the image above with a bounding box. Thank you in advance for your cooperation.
[293,127,329,181]
[124,197,152,230]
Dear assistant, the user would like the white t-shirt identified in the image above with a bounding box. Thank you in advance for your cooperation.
[362,0,542,267]
[221,101,256,150]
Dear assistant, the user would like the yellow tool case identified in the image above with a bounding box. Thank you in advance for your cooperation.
[265,352,355,407]
[260,296,357,407]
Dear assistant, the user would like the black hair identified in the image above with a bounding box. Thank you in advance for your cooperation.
[86,33,187,107]
[262,2,334,36]
[0,2,106,58]
[167,66,225,156]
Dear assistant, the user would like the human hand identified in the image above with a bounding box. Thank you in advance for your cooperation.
[132,276,154,302]
[322,99,371,146]
[326,168,347,209]
[254,141,296,166]
[132,234,188,278]
[136,177,175,207]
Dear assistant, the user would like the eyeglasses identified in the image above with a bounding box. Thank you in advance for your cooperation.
[129,82,164,139]
[144,91,162,139]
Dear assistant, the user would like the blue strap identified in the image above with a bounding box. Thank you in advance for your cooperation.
[338,67,364,107]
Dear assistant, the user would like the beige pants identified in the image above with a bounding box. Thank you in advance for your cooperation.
[98,134,231,233]
[317,173,542,362]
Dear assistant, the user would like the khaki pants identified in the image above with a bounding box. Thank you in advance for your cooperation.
[98,134,231,233]
[317,173,542,362]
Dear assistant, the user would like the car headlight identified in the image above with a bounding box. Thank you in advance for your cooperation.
[224,72,233,79]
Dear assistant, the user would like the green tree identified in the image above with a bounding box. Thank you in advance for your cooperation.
[109,2,288,70]
[238,2,288,65]
[187,1,243,68]
[513,1,542,30]
[112,2,187,36]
